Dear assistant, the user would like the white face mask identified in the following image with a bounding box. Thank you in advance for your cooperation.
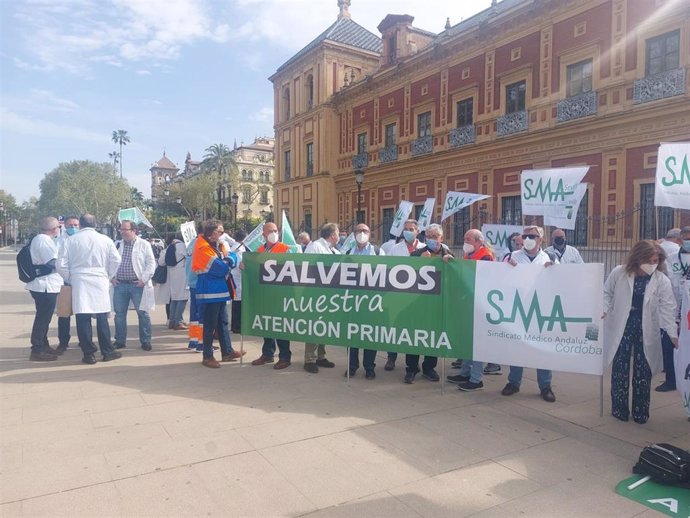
[523,237,537,251]
[266,231,279,245]
[355,232,369,245]
[462,243,475,255]
[640,263,657,275]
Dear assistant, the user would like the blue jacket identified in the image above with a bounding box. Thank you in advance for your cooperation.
[192,236,237,304]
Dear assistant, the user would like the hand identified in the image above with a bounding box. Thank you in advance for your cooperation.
[509,259,517,267]
[135,280,145,288]
[442,254,453,263]
[671,337,679,349]
[601,312,607,319]
[239,262,245,270]
[421,251,431,257]
[544,261,554,268]
[111,278,120,286]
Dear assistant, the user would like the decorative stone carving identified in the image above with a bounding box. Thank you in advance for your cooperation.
[557,91,597,122]
[411,135,433,156]
[497,110,528,137]
[352,152,368,170]
[449,125,476,147]
[633,68,686,104]
[379,145,398,163]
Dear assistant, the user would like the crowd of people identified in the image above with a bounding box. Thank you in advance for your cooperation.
[22,214,688,423]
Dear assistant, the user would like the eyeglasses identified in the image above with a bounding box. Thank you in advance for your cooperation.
[522,234,539,240]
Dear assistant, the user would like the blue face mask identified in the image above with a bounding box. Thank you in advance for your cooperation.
[403,230,416,243]
[66,227,78,236]
[426,239,438,252]
[683,240,690,251]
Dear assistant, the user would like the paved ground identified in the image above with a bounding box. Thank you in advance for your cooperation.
[0,246,688,517]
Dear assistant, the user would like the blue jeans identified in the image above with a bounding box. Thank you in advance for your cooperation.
[76,313,114,356]
[201,301,233,359]
[169,299,188,326]
[113,282,151,345]
[349,347,376,372]
[262,338,291,361]
[459,360,484,383]
[508,366,552,391]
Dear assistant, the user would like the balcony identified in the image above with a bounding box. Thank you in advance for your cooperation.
[557,91,597,123]
[379,145,398,163]
[633,68,686,104]
[449,125,476,148]
[411,135,433,156]
[497,110,528,137]
[352,153,368,170]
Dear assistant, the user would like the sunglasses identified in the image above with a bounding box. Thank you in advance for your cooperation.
[522,234,539,240]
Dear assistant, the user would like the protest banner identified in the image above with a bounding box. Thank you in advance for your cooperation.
[117,207,154,229]
[521,167,589,229]
[389,201,414,237]
[418,198,436,231]
[655,142,690,210]
[441,192,490,222]
[675,281,690,419]
[242,255,605,374]
[281,210,302,253]
[481,224,524,260]
[243,221,266,251]
[339,232,356,253]
[180,221,197,247]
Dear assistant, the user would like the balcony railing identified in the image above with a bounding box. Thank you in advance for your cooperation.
[557,91,597,122]
[497,110,528,137]
[449,125,476,148]
[352,153,368,170]
[633,68,686,104]
[379,145,398,163]
[411,135,433,156]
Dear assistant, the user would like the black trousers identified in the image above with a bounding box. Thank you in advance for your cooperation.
[661,329,676,387]
[76,313,114,357]
[29,291,58,351]
[405,354,438,374]
[231,300,242,333]
[58,316,71,347]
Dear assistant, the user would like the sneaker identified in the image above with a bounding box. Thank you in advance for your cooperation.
[315,358,335,368]
[81,353,97,365]
[457,380,484,392]
[344,369,357,377]
[483,363,502,375]
[251,355,274,366]
[501,383,520,396]
[195,345,204,353]
[222,351,246,362]
[422,369,440,382]
[141,343,152,351]
[365,370,376,380]
[30,350,58,361]
[274,360,291,370]
[187,342,198,350]
[102,352,122,362]
[451,359,464,369]
[304,362,319,373]
[540,387,556,403]
[56,344,68,355]
[113,342,126,349]
[384,358,396,371]
[202,357,221,368]
[446,374,470,384]
[654,382,676,392]
[404,371,417,384]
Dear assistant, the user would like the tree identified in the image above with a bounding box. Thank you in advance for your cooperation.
[201,143,238,219]
[0,190,18,245]
[172,174,216,221]
[38,160,131,224]
[108,151,120,172]
[111,130,130,178]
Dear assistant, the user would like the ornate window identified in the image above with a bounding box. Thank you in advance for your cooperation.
[501,195,522,225]
[566,59,593,97]
[306,143,314,177]
[639,184,674,239]
[242,186,252,204]
[417,111,432,137]
[284,150,291,181]
[357,132,367,154]
[384,123,396,147]
[456,98,473,127]
[646,30,680,76]
[505,81,526,113]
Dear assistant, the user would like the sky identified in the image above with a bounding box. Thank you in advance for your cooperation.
[0,0,493,204]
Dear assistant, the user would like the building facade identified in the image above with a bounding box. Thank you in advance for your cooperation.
[272,0,690,246]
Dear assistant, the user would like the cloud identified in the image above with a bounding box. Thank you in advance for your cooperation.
[249,107,273,123]
[136,69,151,75]
[0,108,106,143]
[1,89,80,113]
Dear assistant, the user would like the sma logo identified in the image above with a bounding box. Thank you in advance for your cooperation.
[661,154,690,187]
[523,177,575,203]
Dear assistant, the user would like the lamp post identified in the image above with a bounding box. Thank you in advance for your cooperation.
[231,192,239,231]
[0,202,5,247]
[269,204,274,222]
[354,169,365,223]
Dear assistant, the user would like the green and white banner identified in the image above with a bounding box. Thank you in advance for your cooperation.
[481,224,523,261]
[655,142,690,210]
[242,255,605,374]
[521,167,588,230]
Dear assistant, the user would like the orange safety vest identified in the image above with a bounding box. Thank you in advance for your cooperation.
[257,242,289,254]
[465,246,494,261]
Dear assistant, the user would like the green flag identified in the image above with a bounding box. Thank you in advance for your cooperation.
[281,210,302,253]
[243,221,266,251]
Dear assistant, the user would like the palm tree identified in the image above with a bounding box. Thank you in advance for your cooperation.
[108,151,120,173]
[111,130,130,179]
[202,144,237,219]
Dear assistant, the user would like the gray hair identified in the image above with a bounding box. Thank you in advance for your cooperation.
[297,232,310,241]
[320,222,339,240]
[39,217,58,232]
[523,225,544,238]
[426,223,443,236]
[79,213,97,228]
[666,228,681,239]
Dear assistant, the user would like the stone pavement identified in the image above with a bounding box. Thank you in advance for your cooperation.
[0,247,687,517]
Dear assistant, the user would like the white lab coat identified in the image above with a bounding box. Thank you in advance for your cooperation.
[544,245,584,264]
[305,237,341,255]
[57,228,121,314]
[115,237,157,312]
[157,240,187,302]
[380,239,398,255]
[388,240,425,256]
[603,265,678,375]
[510,248,558,265]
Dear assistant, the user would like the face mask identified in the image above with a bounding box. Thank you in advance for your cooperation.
[403,230,416,243]
[427,239,439,252]
[266,232,279,245]
[683,240,690,250]
[553,236,566,247]
[640,263,657,275]
[355,232,369,245]
[462,243,475,255]
[66,227,78,236]
[523,238,537,251]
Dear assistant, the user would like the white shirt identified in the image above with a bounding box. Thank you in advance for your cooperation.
[348,243,385,256]
[26,233,63,293]
[510,248,559,265]
[380,239,398,255]
[544,244,584,264]
[305,237,340,255]
[388,239,425,257]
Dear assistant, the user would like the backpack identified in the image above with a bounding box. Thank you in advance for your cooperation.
[633,443,690,488]
[164,243,182,266]
[16,237,52,283]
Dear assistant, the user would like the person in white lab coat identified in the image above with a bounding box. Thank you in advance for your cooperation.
[55,215,80,353]
[57,214,122,365]
[157,235,188,330]
[603,240,678,423]
[112,220,156,351]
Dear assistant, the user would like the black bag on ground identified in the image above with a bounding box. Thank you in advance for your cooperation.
[152,265,167,284]
[16,237,53,283]
[633,443,690,487]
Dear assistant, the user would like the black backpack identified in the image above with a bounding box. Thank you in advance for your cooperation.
[164,243,182,266]
[16,237,53,283]
[633,443,690,488]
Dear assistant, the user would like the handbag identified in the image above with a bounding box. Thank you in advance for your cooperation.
[152,265,168,284]
[56,285,72,317]
[633,443,690,487]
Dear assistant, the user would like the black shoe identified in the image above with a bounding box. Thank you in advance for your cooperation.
[56,344,68,355]
[654,382,676,392]
[304,363,319,373]
[404,371,417,384]
[315,358,335,368]
[446,374,470,384]
[457,380,484,392]
[42,346,60,356]
[422,369,440,382]
[540,386,556,403]
[113,342,126,349]
[141,343,152,351]
[365,370,376,380]
[384,358,396,371]
[344,368,357,377]
[81,354,97,365]
[451,360,464,369]
[501,383,520,396]
[102,352,122,362]
[483,363,502,375]
[30,350,58,361]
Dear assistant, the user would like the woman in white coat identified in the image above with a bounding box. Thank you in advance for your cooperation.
[157,235,188,330]
[603,240,678,423]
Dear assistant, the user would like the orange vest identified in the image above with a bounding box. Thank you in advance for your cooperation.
[465,246,494,261]
[257,242,289,254]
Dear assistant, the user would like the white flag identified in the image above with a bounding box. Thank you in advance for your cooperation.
[180,221,197,247]
[521,167,589,217]
[543,182,588,230]
[441,192,489,222]
[481,224,524,261]
[418,198,436,231]
[389,201,414,237]
[655,142,690,210]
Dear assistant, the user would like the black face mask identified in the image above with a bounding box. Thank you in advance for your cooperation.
[553,236,566,247]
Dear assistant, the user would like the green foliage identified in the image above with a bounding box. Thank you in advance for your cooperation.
[173,174,217,219]
[202,143,239,185]
[38,160,131,223]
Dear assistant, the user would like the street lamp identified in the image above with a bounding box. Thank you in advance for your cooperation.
[354,169,365,223]
[163,175,170,237]
[231,192,239,230]
[269,204,274,222]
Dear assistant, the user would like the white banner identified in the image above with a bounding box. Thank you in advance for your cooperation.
[675,280,690,417]
[389,200,414,237]
[441,192,490,222]
[543,182,588,230]
[472,262,605,375]
[521,167,589,217]
[655,142,690,210]
[417,198,436,231]
[481,224,524,261]
[180,221,197,247]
